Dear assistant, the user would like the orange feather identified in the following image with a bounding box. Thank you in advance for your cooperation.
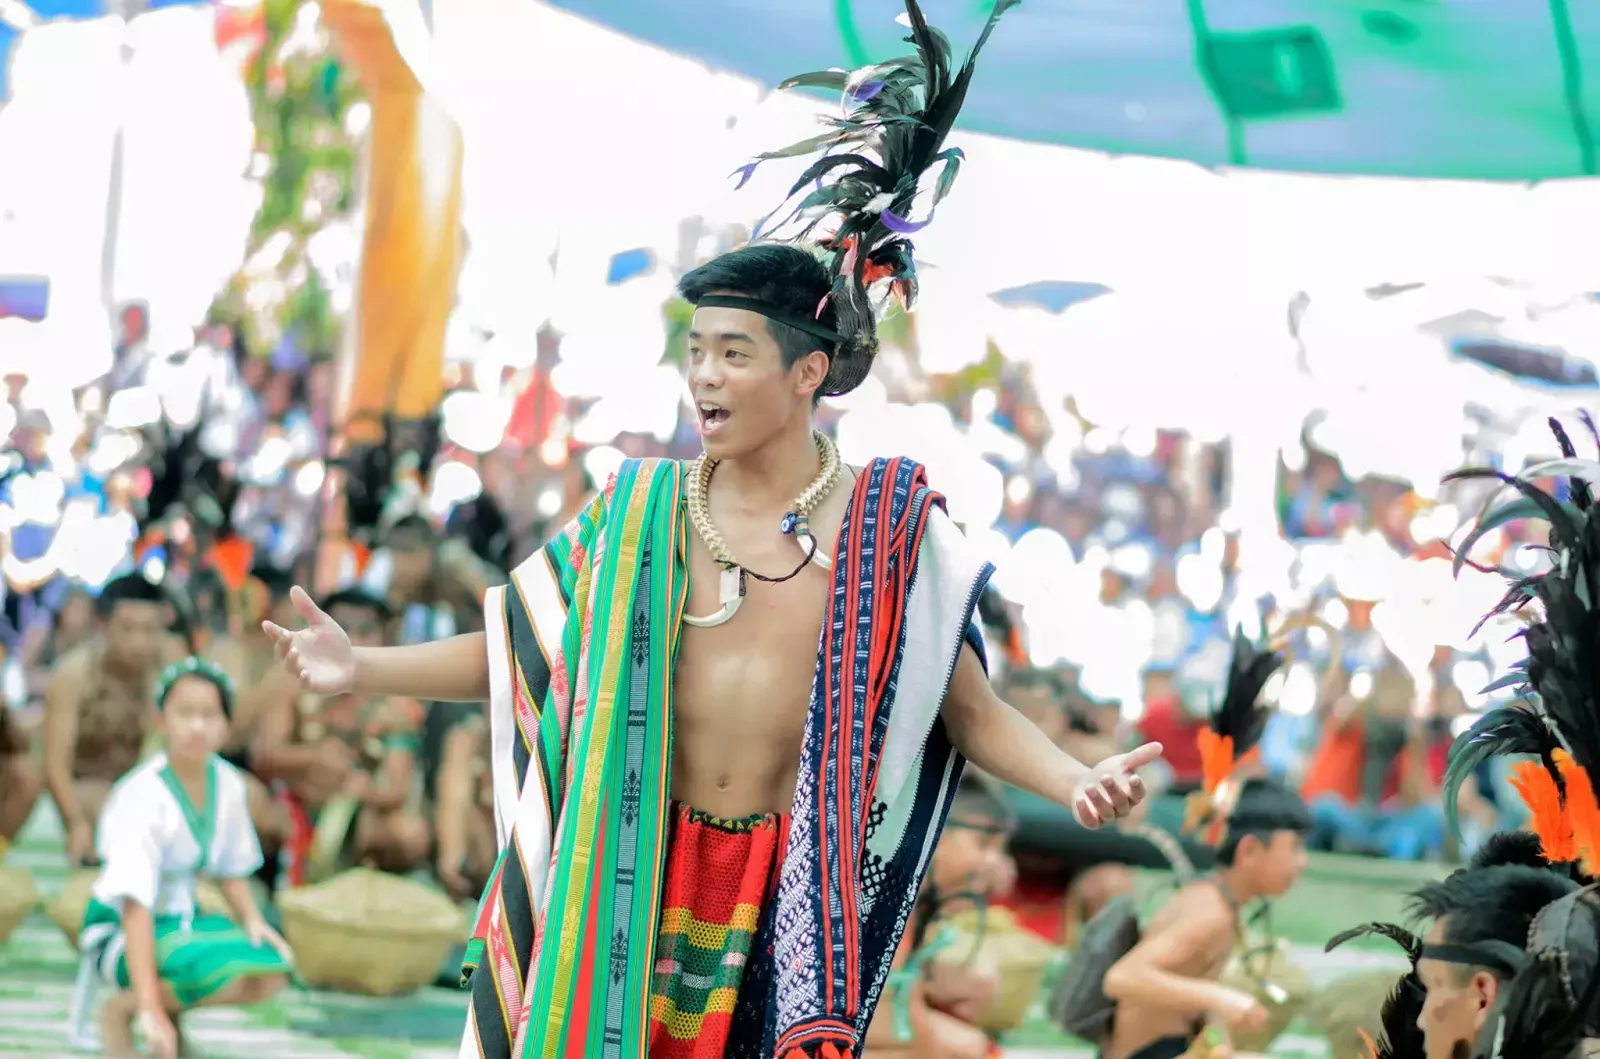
[1554,749,1600,877]
[1507,760,1577,864]
[1197,729,1235,795]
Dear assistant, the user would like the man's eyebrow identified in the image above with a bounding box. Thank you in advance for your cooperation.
[687,330,757,344]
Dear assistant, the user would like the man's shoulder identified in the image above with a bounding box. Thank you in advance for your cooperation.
[52,641,98,683]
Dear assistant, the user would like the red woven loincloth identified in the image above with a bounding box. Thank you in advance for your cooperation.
[649,802,790,1059]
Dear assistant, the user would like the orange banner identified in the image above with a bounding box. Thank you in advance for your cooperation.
[322,0,463,444]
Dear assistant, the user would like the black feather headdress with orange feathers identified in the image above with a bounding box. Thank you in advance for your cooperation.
[1443,413,1600,879]
[1182,627,1287,845]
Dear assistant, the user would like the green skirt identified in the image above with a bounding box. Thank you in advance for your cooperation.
[81,897,291,1007]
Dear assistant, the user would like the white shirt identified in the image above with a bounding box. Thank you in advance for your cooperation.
[91,753,262,920]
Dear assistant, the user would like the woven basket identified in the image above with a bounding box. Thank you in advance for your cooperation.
[1301,968,1407,1058]
[934,905,1059,1033]
[278,868,464,996]
[1221,938,1312,1053]
[0,867,38,947]
[49,871,233,949]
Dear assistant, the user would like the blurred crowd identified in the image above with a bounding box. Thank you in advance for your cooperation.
[0,296,1559,918]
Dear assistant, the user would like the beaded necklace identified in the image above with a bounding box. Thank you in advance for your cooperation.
[683,430,841,628]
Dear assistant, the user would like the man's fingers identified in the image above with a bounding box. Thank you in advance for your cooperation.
[289,585,327,627]
[1127,773,1147,803]
[1120,741,1164,772]
[1099,773,1132,813]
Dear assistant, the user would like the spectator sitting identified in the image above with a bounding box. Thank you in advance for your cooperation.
[251,588,431,882]
[862,776,1015,1059]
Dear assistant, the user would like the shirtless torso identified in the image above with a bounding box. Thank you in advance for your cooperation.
[1106,880,1237,1059]
[670,464,857,818]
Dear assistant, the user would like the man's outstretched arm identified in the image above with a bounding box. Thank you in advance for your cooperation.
[940,643,1162,828]
[351,634,489,702]
[265,586,489,703]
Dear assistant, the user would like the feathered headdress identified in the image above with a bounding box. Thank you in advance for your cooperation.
[1183,627,1286,844]
[1325,922,1427,1059]
[723,0,1017,396]
[1443,414,1600,878]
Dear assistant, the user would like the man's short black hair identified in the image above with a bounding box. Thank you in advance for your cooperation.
[1407,864,1579,980]
[321,587,391,623]
[96,573,166,618]
[1215,778,1312,866]
[249,563,294,601]
[678,243,877,397]
[387,514,437,548]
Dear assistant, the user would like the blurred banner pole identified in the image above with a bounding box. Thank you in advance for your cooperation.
[315,0,464,592]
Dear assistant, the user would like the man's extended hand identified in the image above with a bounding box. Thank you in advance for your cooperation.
[1070,741,1163,830]
[264,587,355,696]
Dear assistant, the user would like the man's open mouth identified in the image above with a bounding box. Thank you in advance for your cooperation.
[698,403,731,432]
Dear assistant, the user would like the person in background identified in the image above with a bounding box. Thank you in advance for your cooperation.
[44,574,186,866]
[75,658,291,1059]
[203,565,298,869]
[252,589,430,880]
[863,777,1015,1059]
[431,711,496,903]
[0,680,40,861]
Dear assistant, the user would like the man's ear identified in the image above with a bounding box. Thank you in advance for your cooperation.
[791,348,829,398]
[1471,969,1500,1011]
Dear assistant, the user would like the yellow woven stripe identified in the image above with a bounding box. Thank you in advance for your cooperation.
[649,989,741,1039]
[655,903,763,949]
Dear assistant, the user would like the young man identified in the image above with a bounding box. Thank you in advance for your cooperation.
[253,588,430,881]
[266,4,1158,1055]
[1094,632,1310,1059]
[1407,864,1579,1059]
[44,574,186,866]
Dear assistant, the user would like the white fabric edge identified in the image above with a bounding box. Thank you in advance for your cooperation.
[483,584,517,850]
[875,506,993,809]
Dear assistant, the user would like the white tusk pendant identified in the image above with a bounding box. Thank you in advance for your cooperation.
[684,565,745,628]
[795,526,833,571]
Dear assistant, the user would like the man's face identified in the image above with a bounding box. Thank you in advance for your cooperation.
[931,810,1012,899]
[1237,829,1310,898]
[1417,919,1499,1059]
[105,600,164,669]
[389,534,435,595]
[686,302,827,461]
[329,603,386,648]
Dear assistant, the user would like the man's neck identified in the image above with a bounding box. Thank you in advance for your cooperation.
[100,649,149,684]
[1217,862,1266,906]
[710,423,821,514]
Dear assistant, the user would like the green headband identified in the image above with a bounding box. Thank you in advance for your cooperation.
[154,657,236,719]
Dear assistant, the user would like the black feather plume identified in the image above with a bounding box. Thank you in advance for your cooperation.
[1373,969,1429,1059]
[1443,706,1563,840]
[1209,626,1285,761]
[734,0,1017,395]
[1326,922,1426,1059]
[1449,415,1600,858]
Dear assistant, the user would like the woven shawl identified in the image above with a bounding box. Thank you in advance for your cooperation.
[460,456,993,1059]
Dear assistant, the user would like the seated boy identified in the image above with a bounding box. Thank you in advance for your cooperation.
[72,658,292,1058]
[1102,777,1310,1059]
[863,775,1016,1059]
[1062,629,1307,1059]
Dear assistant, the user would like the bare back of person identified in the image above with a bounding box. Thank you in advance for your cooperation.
[1106,880,1236,1059]
[670,464,856,818]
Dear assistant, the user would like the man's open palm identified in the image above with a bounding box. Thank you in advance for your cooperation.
[1071,741,1163,830]
[263,586,355,695]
